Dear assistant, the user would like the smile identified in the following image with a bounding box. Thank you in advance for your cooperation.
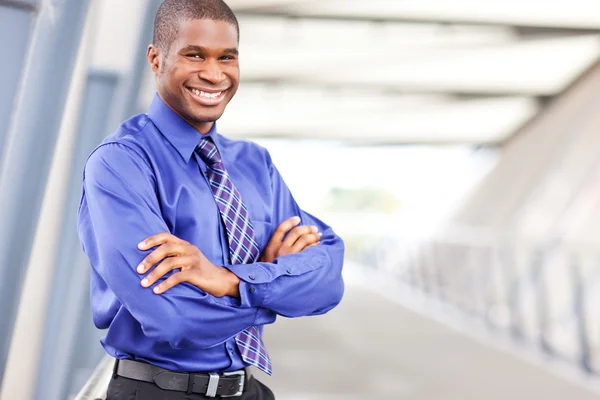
[186,87,227,106]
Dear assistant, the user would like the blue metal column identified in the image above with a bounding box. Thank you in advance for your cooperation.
[66,263,105,396]
[34,1,162,396]
[34,70,121,400]
[0,1,35,164]
[108,0,162,129]
[0,0,91,385]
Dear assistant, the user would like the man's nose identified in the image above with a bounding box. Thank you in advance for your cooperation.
[198,59,226,84]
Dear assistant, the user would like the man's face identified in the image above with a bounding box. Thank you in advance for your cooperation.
[147,19,239,134]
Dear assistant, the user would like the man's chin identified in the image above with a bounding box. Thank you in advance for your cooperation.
[183,109,225,129]
[194,112,223,124]
[186,103,225,120]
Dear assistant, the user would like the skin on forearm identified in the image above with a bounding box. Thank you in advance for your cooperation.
[136,216,321,298]
[223,267,241,298]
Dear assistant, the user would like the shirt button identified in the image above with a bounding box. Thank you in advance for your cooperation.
[249,287,256,293]
[249,275,255,280]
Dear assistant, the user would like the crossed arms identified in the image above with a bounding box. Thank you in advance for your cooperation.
[77,143,345,349]
[135,216,322,298]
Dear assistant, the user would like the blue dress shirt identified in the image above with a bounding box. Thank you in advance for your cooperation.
[77,94,345,372]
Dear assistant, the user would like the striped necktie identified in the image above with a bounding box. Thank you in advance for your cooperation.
[196,136,272,375]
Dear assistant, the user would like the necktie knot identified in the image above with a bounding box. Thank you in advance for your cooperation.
[196,137,222,166]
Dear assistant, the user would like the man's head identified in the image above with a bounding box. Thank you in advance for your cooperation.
[147,0,240,134]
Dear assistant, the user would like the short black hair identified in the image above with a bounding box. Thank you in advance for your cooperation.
[153,0,239,54]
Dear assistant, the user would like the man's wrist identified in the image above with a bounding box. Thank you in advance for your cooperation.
[222,268,241,298]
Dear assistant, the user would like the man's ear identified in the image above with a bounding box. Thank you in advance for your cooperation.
[146,45,161,76]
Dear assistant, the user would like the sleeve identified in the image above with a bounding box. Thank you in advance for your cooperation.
[77,143,276,349]
[224,151,345,318]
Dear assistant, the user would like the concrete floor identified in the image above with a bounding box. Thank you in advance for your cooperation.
[259,283,600,400]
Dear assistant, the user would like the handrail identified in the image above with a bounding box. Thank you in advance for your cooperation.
[348,234,600,375]
[73,356,113,400]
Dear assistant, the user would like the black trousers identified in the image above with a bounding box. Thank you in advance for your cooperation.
[107,374,275,400]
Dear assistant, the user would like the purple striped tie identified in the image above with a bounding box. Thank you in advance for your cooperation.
[196,137,272,375]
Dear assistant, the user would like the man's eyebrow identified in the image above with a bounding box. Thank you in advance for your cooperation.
[180,45,205,53]
[179,45,238,55]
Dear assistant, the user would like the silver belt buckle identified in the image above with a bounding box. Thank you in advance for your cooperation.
[206,373,220,397]
[220,370,245,397]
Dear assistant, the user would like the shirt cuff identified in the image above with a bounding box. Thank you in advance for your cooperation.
[223,264,269,308]
[224,252,329,308]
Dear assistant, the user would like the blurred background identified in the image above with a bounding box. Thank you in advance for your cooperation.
[3,0,600,399]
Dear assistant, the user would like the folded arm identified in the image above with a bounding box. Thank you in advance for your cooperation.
[225,153,345,318]
[77,143,275,349]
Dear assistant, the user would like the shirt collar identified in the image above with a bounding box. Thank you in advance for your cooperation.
[147,93,218,163]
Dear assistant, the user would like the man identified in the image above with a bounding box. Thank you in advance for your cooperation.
[76,0,345,399]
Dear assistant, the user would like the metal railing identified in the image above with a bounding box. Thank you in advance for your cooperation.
[73,356,113,400]
[347,228,600,376]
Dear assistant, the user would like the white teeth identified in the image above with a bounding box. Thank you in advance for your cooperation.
[191,88,222,99]
[202,91,221,99]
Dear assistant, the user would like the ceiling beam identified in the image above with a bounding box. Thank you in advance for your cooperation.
[236,77,553,98]
[0,0,37,12]
[234,10,600,32]
[238,35,600,96]
[226,0,314,11]
[217,94,539,144]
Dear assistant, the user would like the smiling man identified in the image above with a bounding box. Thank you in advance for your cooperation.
[76,1,345,399]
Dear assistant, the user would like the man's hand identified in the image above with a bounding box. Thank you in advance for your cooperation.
[260,216,322,263]
[136,233,240,297]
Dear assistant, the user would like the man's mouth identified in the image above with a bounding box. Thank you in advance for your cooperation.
[186,87,227,106]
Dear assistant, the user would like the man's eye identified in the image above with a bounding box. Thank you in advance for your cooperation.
[220,56,235,61]
[188,54,203,59]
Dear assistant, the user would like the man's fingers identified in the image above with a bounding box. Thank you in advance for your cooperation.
[283,225,318,248]
[291,232,322,252]
[141,255,193,287]
[138,232,187,251]
[137,243,185,274]
[270,216,301,243]
[153,270,190,294]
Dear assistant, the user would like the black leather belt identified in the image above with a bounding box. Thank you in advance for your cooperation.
[114,359,249,397]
